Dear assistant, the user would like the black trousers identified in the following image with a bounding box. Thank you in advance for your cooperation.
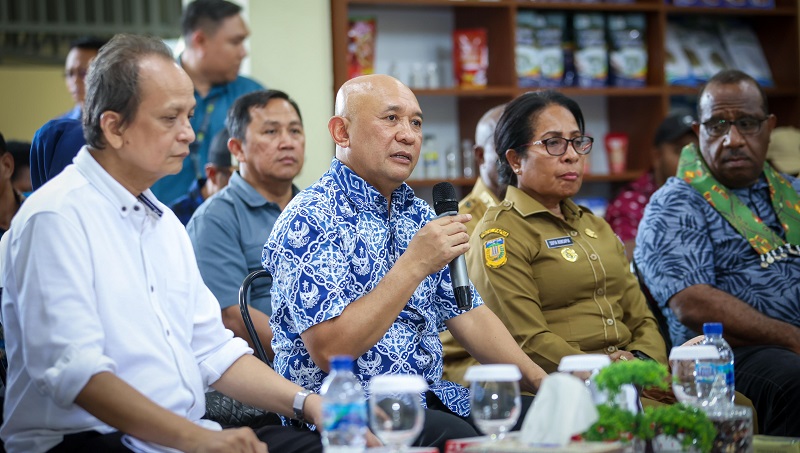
[734,345,800,436]
[48,425,322,453]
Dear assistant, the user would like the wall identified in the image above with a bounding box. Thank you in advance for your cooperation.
[0,67,73,141]
[248,1,334,189]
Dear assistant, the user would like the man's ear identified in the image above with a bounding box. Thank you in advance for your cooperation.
[227,137,246,163]
[189,29,205,50]
[100,111,125,149]
[328,116,350,149]
[0,153,14,181]
[204,163,217,180]
[474,145,485,167]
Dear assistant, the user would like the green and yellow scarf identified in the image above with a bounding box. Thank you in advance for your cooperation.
[677,143,800,268]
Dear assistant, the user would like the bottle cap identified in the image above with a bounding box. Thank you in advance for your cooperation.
[464,364,521,382]
[329,355,354,371]
[669,345,720,360]
[558,354,611,372]
[703,322,723,336]
[370,375,428,394]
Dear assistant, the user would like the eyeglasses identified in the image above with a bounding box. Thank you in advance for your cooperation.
[701,117,768,137]
[529,136,594,156]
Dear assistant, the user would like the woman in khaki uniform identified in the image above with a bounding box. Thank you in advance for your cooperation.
[443,91,667,386]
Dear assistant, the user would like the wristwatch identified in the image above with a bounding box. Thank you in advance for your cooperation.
[293,390,312,422]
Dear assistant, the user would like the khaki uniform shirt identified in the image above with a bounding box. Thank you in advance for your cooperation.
[458,178,502,237]
[442,186,666,386]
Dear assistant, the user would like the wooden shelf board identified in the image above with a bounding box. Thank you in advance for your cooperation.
[667,86,800,96]
[517,2,661,12]
[584,170,644,182]
[552,86,665,97]
[664,5,796,15]
[346,0,515,7]
[413,87,518,97]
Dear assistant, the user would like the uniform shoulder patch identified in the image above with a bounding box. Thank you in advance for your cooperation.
[484,237,507,268]
[480,228,509,239]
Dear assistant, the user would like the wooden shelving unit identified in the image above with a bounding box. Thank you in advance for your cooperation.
[330,0,799,195]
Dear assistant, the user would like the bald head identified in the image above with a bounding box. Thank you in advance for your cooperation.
[474,104,507,200]
[475,104,506,150]
[328,74,423,199]
[334,74,412,118]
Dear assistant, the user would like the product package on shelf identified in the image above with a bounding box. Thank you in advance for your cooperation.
[664,23,696,86]
[516,11,566,88]
[347,16,376,80]
[718,20,774,87]
[607,14,647,87]
[674,19,733,85]
[454,28,489,89]
[573,13,608,88]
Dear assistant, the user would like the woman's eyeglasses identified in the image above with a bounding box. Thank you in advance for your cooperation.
[529,136,594,156]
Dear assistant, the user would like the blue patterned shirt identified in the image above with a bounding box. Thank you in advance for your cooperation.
[263,159,482,417]
[634,175,800,346]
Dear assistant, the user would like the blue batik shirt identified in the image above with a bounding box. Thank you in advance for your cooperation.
[634,175,800,346]
[263,158,482,417]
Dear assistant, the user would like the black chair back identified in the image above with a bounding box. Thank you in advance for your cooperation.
[238,270,272,367]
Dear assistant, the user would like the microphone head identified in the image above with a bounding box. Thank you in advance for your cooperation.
[432,182,459,215]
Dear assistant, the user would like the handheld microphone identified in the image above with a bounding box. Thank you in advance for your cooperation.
[432,182,473,310]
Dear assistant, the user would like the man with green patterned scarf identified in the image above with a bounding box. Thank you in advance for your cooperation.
[635,69,800,436]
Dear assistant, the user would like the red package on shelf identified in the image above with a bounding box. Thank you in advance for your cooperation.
[347,16,376,80]
[453,28,488,89]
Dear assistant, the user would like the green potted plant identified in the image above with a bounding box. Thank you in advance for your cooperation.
[579,360,717,453]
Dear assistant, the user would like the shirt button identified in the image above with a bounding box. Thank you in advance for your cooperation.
[596,288,605,296]
[150,286,154,292]
[607,346,617,353]
[590,254,598,261]
[134,205,141,211]
[166,329,171,336]
[122,207,127,212]
[606,318,614,326]
[570,231,578,237]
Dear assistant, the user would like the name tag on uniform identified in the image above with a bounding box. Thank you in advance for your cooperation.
[545,236,574,249]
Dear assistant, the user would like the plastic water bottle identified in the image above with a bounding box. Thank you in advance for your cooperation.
[701,322,736,405]
[319,355,367,453]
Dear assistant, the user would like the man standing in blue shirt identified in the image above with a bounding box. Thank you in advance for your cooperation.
[152,0,263,204]
[635,69,800,435]
[264,74,548,451]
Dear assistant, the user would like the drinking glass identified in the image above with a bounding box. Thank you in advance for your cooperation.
[369,375,428,452]
[669,345,720,407]
[558,354,611,404]
[465,364,522,441]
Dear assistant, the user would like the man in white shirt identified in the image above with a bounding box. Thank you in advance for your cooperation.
[1,34,323,453]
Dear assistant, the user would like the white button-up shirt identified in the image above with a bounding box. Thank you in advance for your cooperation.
[1,147,250,453]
